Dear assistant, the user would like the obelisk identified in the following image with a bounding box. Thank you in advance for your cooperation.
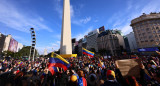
[60,0,72,54]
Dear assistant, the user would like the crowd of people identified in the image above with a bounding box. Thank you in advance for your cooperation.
[0,55,160,86]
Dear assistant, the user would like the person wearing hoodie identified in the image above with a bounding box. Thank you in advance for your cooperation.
[101,70,121,86]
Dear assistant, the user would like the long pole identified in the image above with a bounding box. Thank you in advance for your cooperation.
[29,29,32,62]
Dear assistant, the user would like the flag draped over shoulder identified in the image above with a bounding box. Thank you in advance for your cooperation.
[48,52,70,75]
[82,48,94,57]
[78,77,87,86]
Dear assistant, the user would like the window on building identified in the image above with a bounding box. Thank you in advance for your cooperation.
[142,33,145,35]
[150,40,154,42]
[148,32,151,34]
[152,27,155,30]
[156,27,159,29]
[149,35,152,39]
[144,36,147,39]
[110,35,112,38]
[146,28,150,31]
[155,35,158,38]
[145,40,148,42]
[156,39,159,41]
[153,31,156,33]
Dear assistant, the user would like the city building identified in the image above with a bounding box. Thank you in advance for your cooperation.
[72,38,76,53]
[97,30,123,56]
[130,12,160,54]
[16,43,23,52]
[115,30,126,50]
[78,38,83,56]
[125,32,137,52]
[0,32,24,55]
[3,34,12,52]
[123,36,131,52]
[86,29,99,52]
[0,33,6,55]
[78,37,87,56]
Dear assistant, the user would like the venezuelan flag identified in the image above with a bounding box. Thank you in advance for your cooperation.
[78,77,87,86]
[48,52,70,73]
[18,61,23,66]
[48,67,59,75]
[3,59,5,63]
[98,59,105,68]
[82,48,94,57]
[131,55,138,59]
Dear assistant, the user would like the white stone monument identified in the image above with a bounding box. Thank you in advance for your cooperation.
[60,0,72,54]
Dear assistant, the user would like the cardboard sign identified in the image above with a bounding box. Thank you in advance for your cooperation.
[104,56,107,59]
[115,59,141,78]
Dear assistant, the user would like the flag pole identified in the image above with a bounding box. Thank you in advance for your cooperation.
[82,47,83,58]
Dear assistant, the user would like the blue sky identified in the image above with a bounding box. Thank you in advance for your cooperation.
[0,0,160,54]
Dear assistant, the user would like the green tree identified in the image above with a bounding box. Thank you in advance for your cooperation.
[18,46,38,57]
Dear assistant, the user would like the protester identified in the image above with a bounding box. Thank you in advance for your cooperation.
[0,55,160,86]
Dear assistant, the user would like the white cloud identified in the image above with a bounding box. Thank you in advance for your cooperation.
[141,0,160,14]
[72,17,91,25]
[80,17,91,24]
[94,20,98,23]
[70,5,74,18]
[127,0,132,10]
[12,35,30,46]
[52,34,61,39]
[37,41,60,55]
[0,1,53,33]
[74,26,93,40]
[109,0,160,35]
[54,0,74,18]
[114,23,132,35]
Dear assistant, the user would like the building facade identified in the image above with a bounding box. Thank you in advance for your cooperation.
[0,33,24,55]
[131,13,160,49]
[16,43,23,52]
[72,38,76,53]
[86,29,99,52]
[125,32,137,52]
[0,33,6,54]
[78,37,87,56]
[116,33,126,50]
[3,34,12,52]
[124,36,131,52]
[97,30,122,56]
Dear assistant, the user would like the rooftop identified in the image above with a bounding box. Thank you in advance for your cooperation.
[131,12,160,26]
